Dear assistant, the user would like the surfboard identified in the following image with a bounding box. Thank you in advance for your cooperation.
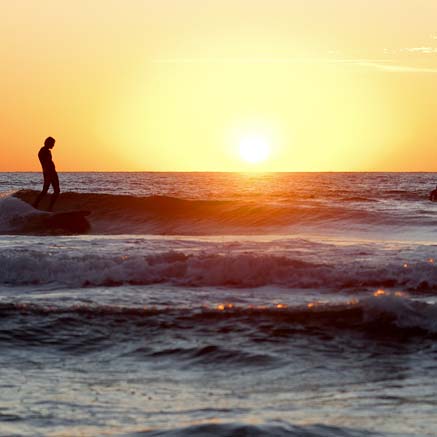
[43,210,91,233]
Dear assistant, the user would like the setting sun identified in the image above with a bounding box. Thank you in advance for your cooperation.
[239,135,271,164]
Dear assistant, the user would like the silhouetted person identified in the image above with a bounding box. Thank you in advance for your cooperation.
[33,136,60,211]
[430,185,437,202]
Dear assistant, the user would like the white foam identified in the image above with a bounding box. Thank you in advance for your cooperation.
[1,247,437,293]
[0,192,42,232]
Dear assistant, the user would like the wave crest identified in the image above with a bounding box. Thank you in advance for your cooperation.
[130,422,380,437]
[2,248,437,291]
[1,295,437,356]
[10,190,397,235]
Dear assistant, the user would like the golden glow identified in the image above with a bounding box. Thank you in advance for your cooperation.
[239,134,271,164]
[1,1,437,171]
[373,289,407,298]
[216,303,234,311]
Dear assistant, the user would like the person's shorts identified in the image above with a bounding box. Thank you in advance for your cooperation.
[43,172,60,193]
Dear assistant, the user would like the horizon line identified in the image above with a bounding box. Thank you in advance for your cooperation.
[3,170,437,174]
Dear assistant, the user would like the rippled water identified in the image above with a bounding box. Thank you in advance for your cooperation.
[1,172,437,436]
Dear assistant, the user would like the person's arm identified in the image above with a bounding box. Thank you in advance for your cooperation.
[48,150,56,172]
[41,149,56,173]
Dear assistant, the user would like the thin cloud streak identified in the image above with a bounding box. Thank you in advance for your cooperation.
[151,57,392,64]
[401,47,437,54]
[151,57,437,73]
[356,62,437,74]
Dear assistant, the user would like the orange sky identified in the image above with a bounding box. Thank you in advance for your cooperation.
[1,0,437,171]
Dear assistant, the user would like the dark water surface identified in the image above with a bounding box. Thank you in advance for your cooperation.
[1,172,437,436]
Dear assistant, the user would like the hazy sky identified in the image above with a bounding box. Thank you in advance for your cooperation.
[2,0,437,171]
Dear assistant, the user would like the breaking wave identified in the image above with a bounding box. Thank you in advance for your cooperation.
[2,248,437,291]
[0,189,432,235]
[2,293,437,341]
[129,422,383,437]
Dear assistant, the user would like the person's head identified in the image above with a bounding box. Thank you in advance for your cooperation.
[44,137,56,149]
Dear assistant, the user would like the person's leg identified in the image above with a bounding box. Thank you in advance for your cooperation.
[33,175,50,208]
[48,173,60,212]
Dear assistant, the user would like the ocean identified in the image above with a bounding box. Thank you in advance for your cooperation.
[1,172,437,436]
